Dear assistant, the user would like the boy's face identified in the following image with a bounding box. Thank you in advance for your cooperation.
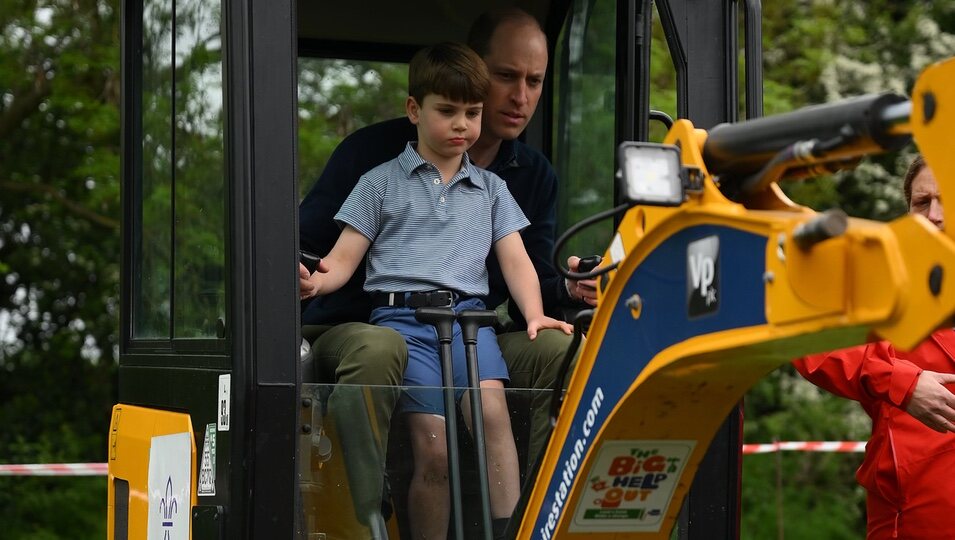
[407,94,483,165]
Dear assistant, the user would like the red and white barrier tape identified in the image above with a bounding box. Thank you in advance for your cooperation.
[0,463,108,476]
[742,441,866,454]
[0,443,867,476]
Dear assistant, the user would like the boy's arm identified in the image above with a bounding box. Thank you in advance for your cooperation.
[303,225,371,298]
[494,232,573,338]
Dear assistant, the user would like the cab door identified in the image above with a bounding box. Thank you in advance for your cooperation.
[115,0,300,536]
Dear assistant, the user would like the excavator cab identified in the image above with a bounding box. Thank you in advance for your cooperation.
[107,0,955,538]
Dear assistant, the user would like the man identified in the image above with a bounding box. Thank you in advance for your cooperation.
[298,7,596,535]
[794,155,955,539]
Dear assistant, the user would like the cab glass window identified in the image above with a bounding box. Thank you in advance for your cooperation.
[552,0,617,257]
[133,0,226,340]
[297,58,408,196]
[135,0,174,338]
[172,0,226,339]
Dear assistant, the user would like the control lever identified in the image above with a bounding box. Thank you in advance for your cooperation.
[300,250,322,274]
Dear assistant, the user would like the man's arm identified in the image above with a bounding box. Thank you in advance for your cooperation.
[794,341,922,405]
[794,339,955,433]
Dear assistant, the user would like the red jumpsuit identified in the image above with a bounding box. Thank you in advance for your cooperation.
[793,329,955,539]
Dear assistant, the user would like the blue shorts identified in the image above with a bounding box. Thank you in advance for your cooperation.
[370,297,509,416]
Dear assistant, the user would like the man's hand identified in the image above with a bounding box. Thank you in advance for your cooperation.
[566,255,598,306]
[905,370,955,433]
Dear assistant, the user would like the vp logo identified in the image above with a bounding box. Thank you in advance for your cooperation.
[687,236,719,317]
[689,252,714,295]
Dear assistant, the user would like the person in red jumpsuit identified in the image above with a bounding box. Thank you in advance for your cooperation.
[794,155,955,539]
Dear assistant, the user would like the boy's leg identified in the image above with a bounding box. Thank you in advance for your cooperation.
[406,412,451,540]
[496,328,579,468]
[461,380,520,519]
[304,323,408,527]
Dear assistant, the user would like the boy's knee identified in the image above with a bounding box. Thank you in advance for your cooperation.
[480,397,513,434]
[416,446,449,480]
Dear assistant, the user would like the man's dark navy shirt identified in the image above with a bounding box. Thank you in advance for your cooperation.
[300,117,571,327]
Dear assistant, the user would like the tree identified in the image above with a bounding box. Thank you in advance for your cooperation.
[0,1,119,537]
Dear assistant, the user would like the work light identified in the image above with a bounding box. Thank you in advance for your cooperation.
[617,142,685,206]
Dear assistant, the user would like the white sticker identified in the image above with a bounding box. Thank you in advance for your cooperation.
[147,432,191,540]
[218,374,231,431]
[610,233,626,264]
[570,440,696,533]
[197,423,216,496]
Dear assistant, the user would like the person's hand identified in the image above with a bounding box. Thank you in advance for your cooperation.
[299,263,319,299]
[566,255,598,306]
[526,315,574,340]
[299,259,330,300]
[905,370,955,433]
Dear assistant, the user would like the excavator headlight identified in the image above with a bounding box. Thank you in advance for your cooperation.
[617,142,684,206]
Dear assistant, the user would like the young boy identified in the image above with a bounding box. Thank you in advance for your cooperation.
[301,42,572,538]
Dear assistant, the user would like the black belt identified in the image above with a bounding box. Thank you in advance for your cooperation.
[371,290,465,309]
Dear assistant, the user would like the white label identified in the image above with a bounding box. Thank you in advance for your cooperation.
[570,440,695,533]
[197,423,216,496]
[147,432,191,540]
[218,374,231,431]
[610,233,626,264]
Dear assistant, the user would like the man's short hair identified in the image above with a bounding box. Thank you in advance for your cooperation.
[904,154,927,207]
[467,7,544,58]
[408,42,489,105]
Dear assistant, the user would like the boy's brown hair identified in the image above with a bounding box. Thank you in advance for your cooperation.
[408,42,489,106]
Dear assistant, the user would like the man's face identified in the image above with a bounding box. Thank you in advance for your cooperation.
[480,21,548,142]
[910,166,944,230]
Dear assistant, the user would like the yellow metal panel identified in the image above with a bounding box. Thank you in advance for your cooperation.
[544,324,865,539]
[107,404,196,540]
[912,57,955,246]
[765,221,846,324]
[874,215,955,350]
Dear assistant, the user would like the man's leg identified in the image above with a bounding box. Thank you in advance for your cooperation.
[305,323,408,532]
[497,329,578,470]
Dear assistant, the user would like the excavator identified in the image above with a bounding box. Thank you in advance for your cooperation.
[517,58,955,539]
[106,0,955,537]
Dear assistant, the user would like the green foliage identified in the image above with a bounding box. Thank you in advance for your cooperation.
[0,0,118,537]
[552,0,619,260]
[741,367,869,538]
[297,58,408,197]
